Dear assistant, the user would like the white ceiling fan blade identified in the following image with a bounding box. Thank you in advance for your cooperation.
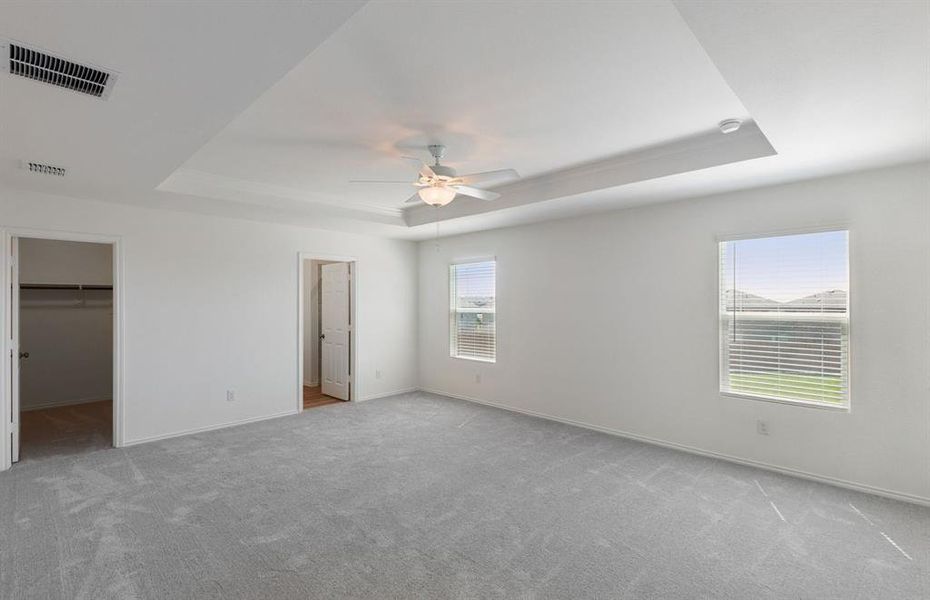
[404,192,422,205]
[399,155,424,166]
[419,163,436,179]
[459,168,520,186]
[349,180,412,184]
[454,185,500,201]
[398,155,434,177]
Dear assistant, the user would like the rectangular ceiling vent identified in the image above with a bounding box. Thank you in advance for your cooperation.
[21,161,67,177]
[5,42,116,99]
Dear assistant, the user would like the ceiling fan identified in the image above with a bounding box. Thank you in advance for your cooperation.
[350,144,520,207]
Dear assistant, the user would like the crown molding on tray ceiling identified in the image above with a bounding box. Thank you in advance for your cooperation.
[158,168,406,222]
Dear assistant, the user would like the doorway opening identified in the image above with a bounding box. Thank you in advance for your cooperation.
[10,237,116,463]
[299,254,356,410]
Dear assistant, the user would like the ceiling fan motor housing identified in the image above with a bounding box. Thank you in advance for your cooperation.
[430,164,457,178]
[428,144,447,161]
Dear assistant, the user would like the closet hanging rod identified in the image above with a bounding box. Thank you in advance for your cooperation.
[20,284,113,290]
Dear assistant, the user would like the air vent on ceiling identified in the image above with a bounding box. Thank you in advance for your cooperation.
[21,161,67,177]
[5,42,116,99]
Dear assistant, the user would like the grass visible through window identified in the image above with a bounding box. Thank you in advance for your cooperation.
[729,373,845,404]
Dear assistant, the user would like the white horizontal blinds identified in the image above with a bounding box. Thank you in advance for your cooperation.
[720,231,849,405]
[450,260,496,361]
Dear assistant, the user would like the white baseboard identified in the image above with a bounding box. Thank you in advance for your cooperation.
[22,397,111,412]
[359,387,418,402]
[303,380,318,387]
[123,409,297,447]
[418,388,930,507]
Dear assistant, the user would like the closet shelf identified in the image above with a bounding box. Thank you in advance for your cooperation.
[20,283,112,290]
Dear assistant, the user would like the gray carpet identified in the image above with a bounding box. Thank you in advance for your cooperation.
[1,392,927,599]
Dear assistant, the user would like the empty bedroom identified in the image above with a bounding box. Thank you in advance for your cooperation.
[0,1,927,599]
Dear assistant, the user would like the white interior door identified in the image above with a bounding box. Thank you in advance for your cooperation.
[321,262,350,400]
[8,237,20,463]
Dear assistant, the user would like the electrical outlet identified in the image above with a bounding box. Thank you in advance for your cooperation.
[226,390,236,402]
[475,373,481,384]
[375,370,382,380]
[756,420,769,436]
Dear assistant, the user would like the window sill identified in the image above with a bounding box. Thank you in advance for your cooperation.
[450,354,496,364]
[721,391,849,412]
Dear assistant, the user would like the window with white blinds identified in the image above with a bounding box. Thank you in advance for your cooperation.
[450,260,496,362]
[719,230,849,407]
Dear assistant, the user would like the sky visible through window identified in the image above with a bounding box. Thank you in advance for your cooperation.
[721,230,848,303]
[454,262,495,301]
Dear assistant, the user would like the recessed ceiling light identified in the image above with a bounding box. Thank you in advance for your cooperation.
[719,119,742,134]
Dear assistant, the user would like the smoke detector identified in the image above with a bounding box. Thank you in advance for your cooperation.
[718,119,742,134]
[2,40,117,99]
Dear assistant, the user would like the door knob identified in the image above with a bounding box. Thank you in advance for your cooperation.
[319,334,326,340]
[19,352,29,359]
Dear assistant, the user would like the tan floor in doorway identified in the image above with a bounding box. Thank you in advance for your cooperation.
[19,400,112,462]
[303,385,343,409]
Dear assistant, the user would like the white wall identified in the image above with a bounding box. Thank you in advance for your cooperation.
[18,239,113,410]
[419,162,930,503]
[19,238,113,285]
[303,259,316,385]
[0,186,419,453]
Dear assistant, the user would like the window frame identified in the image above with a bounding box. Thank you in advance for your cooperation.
[449,258,497,363]
[717,227,851,411]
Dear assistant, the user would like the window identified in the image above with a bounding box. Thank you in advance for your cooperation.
[719,230,849,407]
[450,260,496,362]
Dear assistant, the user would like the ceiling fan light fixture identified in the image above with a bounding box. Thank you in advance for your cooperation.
[418,184,457,206]
[355,145,519,207]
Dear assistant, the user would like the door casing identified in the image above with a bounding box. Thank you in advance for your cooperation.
[1,228,124,471]
[9,238,18,462]
[297,253,357,411]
